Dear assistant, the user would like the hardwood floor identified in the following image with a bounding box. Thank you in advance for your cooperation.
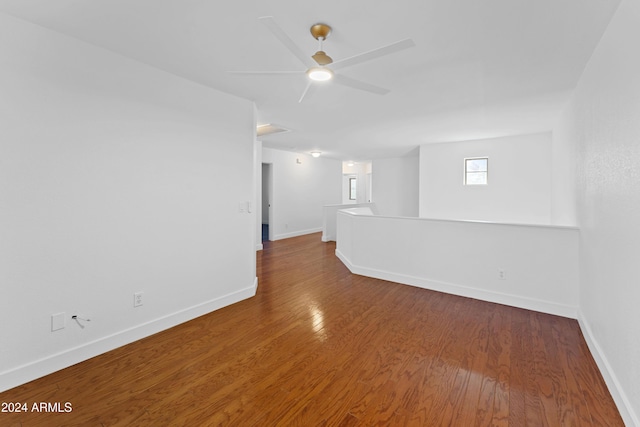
[0,233,624,426]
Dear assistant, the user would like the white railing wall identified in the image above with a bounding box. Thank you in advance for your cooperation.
[322,203,377,242]
[336,211,579,318]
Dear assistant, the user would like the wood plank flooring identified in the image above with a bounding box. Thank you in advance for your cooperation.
[0,232,624,426]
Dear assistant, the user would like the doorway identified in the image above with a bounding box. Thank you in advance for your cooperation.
[261,163,272,242]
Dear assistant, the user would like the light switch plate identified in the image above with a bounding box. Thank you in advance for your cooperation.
[51,312,65,331]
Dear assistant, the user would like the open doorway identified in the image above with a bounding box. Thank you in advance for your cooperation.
[261,163,272,242]
[342,161,372,204]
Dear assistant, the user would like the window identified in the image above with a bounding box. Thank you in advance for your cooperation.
[464,157,488,185]
[349,177,357,200]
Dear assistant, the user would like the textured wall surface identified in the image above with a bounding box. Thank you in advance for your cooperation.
[556,0,640,423]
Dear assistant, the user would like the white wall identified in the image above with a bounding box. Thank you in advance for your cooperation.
[336,212,579,318]
[372,156,419,217]
[0,14,257,391]
[553,0,640,424]
[551,113,578,226]
[261,148,342,240]
[419,133,553,224]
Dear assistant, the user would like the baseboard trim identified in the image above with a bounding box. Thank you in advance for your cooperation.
[321,234,334,242]
[273,227,322,241]
[0,278,258,393]
[577,310,639,427]
[335,249,577,319]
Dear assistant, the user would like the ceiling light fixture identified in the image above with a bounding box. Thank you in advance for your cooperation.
[306,67,333,82]
[310,151,321,158]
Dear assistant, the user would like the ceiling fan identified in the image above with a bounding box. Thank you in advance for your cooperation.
[231,16,415,103]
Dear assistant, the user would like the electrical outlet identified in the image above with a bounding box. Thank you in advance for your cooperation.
[134,292,144,307]
[498,269,506,280]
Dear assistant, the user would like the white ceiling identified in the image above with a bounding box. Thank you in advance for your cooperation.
[0,0,621,160]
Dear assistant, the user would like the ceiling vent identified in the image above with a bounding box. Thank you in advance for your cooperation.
[257,123,290,137]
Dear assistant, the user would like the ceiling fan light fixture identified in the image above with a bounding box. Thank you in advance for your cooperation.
[307,67,333,82]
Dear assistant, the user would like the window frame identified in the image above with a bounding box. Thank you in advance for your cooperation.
[349,177,357,200]
[464,157,489,186]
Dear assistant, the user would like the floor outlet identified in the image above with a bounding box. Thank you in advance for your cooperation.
[134,292,144,307]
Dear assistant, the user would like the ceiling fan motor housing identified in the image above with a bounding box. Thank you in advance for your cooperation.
[310,23,333,65]
[312,50,333,65]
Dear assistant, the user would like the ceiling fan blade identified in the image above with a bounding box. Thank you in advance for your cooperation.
[259,16,316,69]
[298,81,318,103]
[331,38,416,70]
[332,74,390,95]
[228,70,302,75]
